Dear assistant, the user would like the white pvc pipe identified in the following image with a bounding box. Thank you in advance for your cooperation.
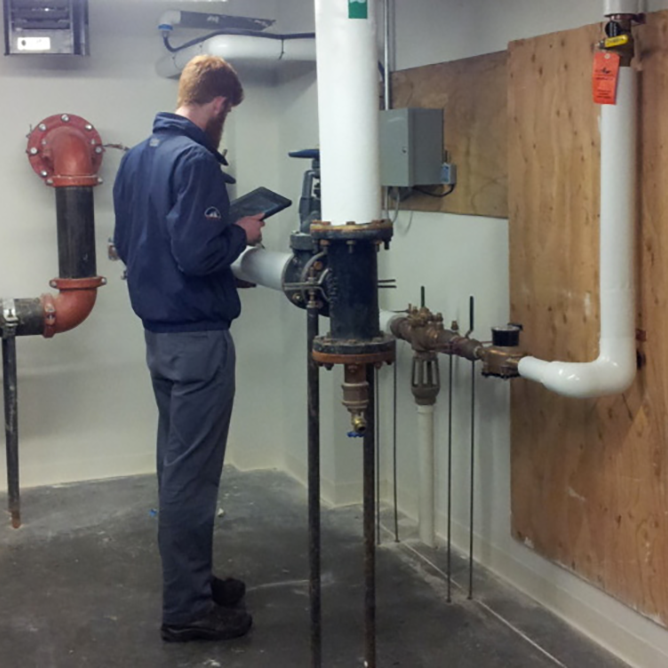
[518,66,637,399]
[315,0,381,225]
[379,310,402,335]
[604,0,643,15]
[231,247,292,292]
[156,35,316,78]
[417,404,436,547]
[158,10,182,29]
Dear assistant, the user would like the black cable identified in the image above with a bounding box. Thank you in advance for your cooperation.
[163,30,315,54]
[413,183,457,199]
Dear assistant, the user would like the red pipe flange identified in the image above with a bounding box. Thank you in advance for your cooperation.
[41,276,107,338]
[26,114,104,188]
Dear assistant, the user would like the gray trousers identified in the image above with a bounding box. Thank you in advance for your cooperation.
[145,329,236,626]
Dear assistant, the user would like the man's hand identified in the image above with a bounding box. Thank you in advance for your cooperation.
[234,214,265,246]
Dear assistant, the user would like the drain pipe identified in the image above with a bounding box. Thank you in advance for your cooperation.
[0,114,106,528]
[517,1,642,399]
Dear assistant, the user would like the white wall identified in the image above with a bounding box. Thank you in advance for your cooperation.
[0,0,287,490]
[273,1,668,667]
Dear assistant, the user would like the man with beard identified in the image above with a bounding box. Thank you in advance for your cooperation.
[113,55,264,643]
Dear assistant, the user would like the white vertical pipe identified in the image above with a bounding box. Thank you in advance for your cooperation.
[417,405,435,547]
[518,66,637,398]
[315,0,381,225]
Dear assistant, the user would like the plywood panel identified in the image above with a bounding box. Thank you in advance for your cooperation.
[509,15,668,624]
[391,51,508,219]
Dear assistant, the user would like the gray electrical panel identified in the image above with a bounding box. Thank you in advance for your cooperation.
[379,108,444,188]
[3,0,89,56]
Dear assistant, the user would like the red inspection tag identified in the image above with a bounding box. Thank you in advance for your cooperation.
[593,51,621,105]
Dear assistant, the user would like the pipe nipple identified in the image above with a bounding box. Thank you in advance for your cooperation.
[351,413,367,435]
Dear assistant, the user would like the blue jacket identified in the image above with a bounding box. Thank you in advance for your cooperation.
[113,113,247,332]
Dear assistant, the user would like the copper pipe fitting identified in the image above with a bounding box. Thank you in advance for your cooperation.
[342,363,369,435]
[41,277,106,338]
[390,309,483,361]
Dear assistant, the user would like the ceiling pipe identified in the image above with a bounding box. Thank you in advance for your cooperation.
[517,5,640,399]
[156,35,316,78]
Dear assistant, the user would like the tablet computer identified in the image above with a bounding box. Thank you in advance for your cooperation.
[229,187,292,222]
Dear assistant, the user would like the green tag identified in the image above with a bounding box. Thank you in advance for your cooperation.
[349,0,368,19]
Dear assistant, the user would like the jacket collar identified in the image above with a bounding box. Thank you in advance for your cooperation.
[153,112,230,167]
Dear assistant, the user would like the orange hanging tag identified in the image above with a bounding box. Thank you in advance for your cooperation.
[593,51,621,105]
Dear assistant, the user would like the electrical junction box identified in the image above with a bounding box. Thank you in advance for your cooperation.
[379,108,444,187]
[3,0,89,56]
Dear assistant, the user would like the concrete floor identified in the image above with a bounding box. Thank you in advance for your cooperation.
[0,468,627,668]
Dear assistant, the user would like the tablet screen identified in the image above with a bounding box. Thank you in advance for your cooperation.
[229,187,292,222]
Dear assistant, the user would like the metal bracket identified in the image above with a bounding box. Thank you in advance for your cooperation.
[1,298,19,338]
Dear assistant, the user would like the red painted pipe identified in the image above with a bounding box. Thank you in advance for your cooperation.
[41,277,106,338]
[27,114,104,188]
[44,126,98,187]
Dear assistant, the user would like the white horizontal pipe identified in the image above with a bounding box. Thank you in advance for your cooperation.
[156,35,316,78]
[231,247,292,292]
[417,404,436,547]
[518,66,637,399]
[315,0,381,225]
[379,310,402,334]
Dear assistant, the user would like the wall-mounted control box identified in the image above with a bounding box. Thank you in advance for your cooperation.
[3,0,89,56]
[379,108,444,187]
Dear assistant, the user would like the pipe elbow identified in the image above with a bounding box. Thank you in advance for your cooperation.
[27,115,103,188]
[48,127,96,181]
[41,277,106,337]
[518,343,637,399]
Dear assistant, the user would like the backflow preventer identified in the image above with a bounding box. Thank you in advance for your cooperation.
[310,220,395,435]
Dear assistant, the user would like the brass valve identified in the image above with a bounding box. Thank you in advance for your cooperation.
[480,325,525,379]
[342,364,369,435]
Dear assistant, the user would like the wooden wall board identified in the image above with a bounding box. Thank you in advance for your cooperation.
[391,51,508,219]
[509,15,668,625]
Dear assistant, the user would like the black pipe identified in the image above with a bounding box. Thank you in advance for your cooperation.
[56,187,97,279]
[364,364,377,668]
[2,333,20,528]
[328,241,379,342]
[10,299,44,337]
[307,298,322,668]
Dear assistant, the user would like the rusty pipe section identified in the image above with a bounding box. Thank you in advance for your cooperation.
[388,306,525,379]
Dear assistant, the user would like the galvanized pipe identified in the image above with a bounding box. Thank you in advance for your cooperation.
[2,333,20,528]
